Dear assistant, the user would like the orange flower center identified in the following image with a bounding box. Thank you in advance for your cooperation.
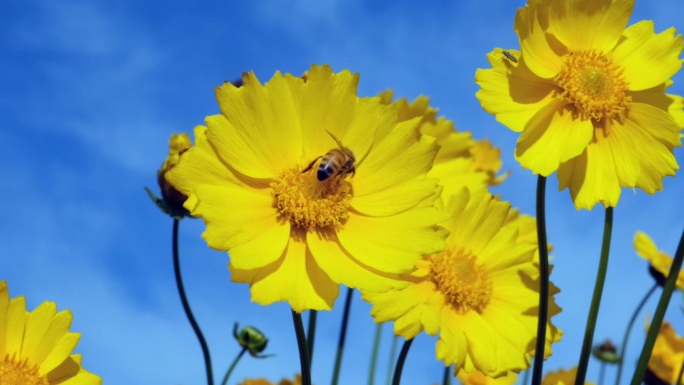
[271,165,352,229]
[555,49,631,121]
[0,354,48,385]
[429,249,492,314]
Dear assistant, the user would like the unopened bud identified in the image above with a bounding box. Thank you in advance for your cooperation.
[592,339,620,364]
[233,323,273,358]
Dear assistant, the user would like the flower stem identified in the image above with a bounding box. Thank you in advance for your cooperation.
[391,338,414,385]
[307,310,317,366]
[629,226,684,385]
[442,365,451,385]
[292,310,312,385]
[386,336,399,385]
[575,207,614,385]
[332,287,354,385]
[368,323,383,385]
[172,219,214,385]
[531,175,549,385]
[220,347,246,385]
[614,283,658,385]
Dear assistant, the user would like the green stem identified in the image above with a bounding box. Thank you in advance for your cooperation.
[368,323,383,385]
[531,175,549,385]
[331,287,354,385]
[442,365,451,385]
[676,354,684,385]
[614,283,658,385]
[386,336,399,385]
[630,226,684,385]
[391,338,414,385]
[307,310,317,366]
[575,207,614,385]
[173,219,214,385]
[220,347,246,385]
[292,310,312,385]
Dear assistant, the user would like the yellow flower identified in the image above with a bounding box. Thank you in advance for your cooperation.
[380,91,507,200]
[542,367,595,385]
[157,133,192,212]
[457,370,517,385]
[362,188,560,377]
[634,231,684,289]
[166,64,447,312]
[648,321,684,385]
[0,281,101,385]
[476,0,684,210]
[240,374,303,385]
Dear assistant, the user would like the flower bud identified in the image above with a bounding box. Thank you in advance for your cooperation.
[233,323,272,358]
[591,339,620,364]
[146,133,192,218]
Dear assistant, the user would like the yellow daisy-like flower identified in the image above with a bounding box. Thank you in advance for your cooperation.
[634,231,684,290]
[166,64,447,312]
[362,188,560,377]
[0,281,101,385]
[240,374,304,385]
[457,369,517,385]
[476,0,684,210]
[542,367,595,385]
[648,321,684,385]
[380,91,507,199]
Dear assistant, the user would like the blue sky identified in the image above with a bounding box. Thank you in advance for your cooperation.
[2,0,684,384]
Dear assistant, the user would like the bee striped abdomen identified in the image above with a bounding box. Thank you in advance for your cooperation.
[317,149,345,181]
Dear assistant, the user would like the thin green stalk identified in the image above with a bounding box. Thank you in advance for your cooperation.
[575,207,614,385]
[307,310,317,366]
[173,219,214,385]
[332,287,354,385]
[442,365,451,385]
[368,323,383,385]
[292,310,312,385]
[531,175,549,385]
[391,338,414,385]
[386,336,399,385]
[676,354,684,385]
[614,283,658,385]
[630,226,684,385]
[220,347,246,385]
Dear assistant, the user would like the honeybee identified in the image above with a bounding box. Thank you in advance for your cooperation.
[302,131,356,181]
[502,50,518,63]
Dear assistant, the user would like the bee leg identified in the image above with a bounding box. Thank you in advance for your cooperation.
[302,156,322,174]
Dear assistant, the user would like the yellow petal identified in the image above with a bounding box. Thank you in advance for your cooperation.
[0,281,8,357]
[21,301,58,363]
[39,332,80,376]
[6,296,27,357]
[192,184,289,269]
[515,1,565,79]
[515,100,594,176]
[353,118,438,197]
[338,208,447,274]
[436,309,468,368]
[351,177,440,217]
[229,230,339,312]
[548,0,633,52]
[476,49,558,133]
[30,309,73,370]
[612,21,684,91]
[213,72,303,178]
[307,229,408,292]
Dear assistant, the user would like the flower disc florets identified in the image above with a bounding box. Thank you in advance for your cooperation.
[429,249,492,314]
[271,165,352,229]
[0,355,48,385]
[556,50,631,122]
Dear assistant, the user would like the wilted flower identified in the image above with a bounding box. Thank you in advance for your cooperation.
[0,281,101,384]
[476,0,684,209]
[363,189,561,377]
[166,64,447,312]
